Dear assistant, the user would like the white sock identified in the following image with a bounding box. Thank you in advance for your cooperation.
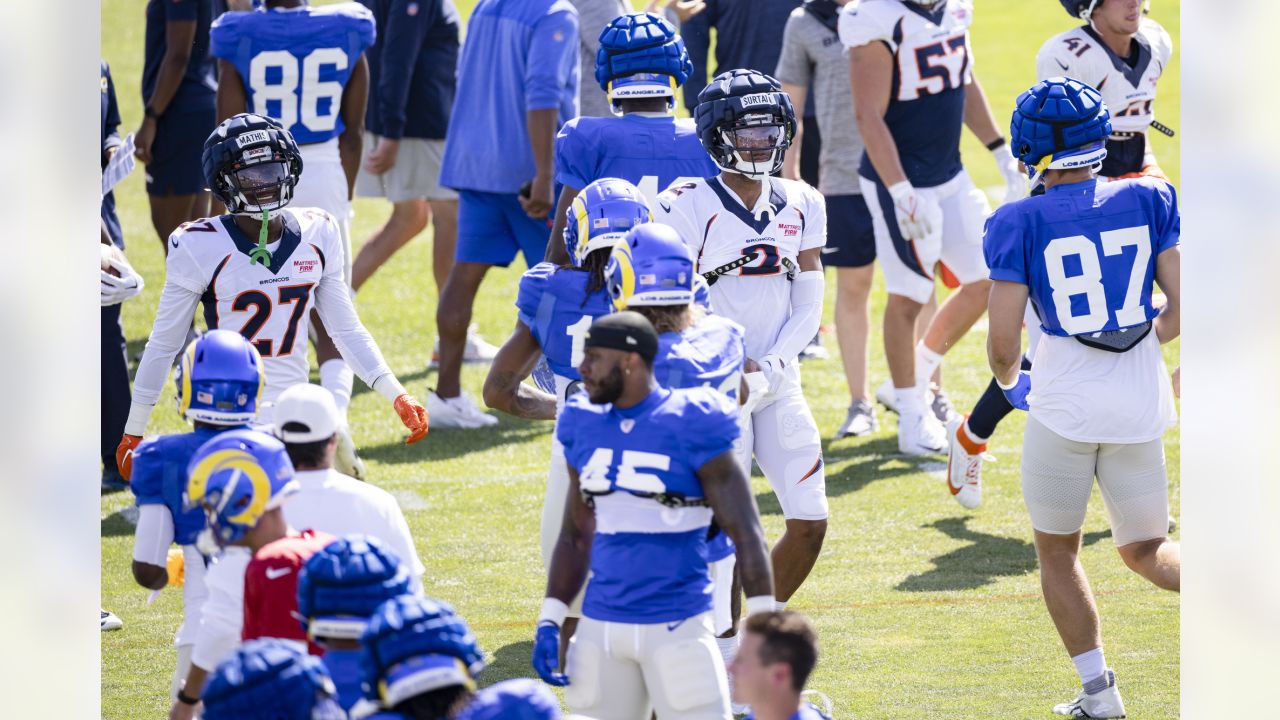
[895,385,927,416]
[1071,647,1107,687]
[716,634,738,667]
[962,419,988,445]
[319,359,354,419]
[915,340,944,389]
[774,599,788,612]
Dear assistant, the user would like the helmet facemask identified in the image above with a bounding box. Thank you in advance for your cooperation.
[716,115,789,178]
[222,157,296,219]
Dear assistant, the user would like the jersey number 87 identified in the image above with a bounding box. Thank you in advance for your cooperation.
[249,49,346,134]
[1043,225,1152,335]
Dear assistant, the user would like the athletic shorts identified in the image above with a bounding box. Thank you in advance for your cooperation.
[860,170,991,304]
[822,194,876,268]
[355,133,458,203]
[146,103,216,196]
[1021,415,1170,546]
[293,138,353,284]
[455,190,552,268]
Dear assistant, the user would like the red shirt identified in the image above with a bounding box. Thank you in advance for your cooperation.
[242,529,334,655]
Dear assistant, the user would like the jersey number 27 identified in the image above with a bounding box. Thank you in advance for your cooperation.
[249,49,346,134]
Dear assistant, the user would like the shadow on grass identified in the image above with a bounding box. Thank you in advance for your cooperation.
[753,435,933,515]
[485,640,537,685]
[896,516,1111,592]
[102,508,138,538]
[359,419,553,465]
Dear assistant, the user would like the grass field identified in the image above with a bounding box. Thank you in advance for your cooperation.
[100,1,1181,717]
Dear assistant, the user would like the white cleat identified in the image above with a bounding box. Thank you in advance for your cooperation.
[430,325,500,367]
[101,609,123,632]
[875,378,899,414]
[898,411,947,456]
[426,391,498,429]
[1053,669,1127,718]
[946,417,984,509]
[334,424,367,480]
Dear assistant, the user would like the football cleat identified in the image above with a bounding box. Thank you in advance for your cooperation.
[101,609,123,632]
[798,333,829,361]
[426,391,498,429]
[430,325,500,367]
[1053,669,1127,718]
[836,400,879,438]
[875,378,899,414]
[334,424,366,480]
[946,416,984,509]
[898,411,947,457]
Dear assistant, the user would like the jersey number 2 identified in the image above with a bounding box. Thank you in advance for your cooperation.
[1043,226,1151,334]
[232,283,315,357]
[248,49,346,133]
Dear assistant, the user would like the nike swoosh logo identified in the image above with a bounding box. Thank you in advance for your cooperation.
[265,566,292,580]
[666,619,686,632]
[821,246,838,254]
[1055,59,1069,71]
[170,236,178,249]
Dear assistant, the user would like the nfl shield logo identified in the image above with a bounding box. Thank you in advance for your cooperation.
[620,419,635,434]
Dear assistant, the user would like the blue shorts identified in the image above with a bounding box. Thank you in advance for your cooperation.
[455,190,552,267]
[146,103,216,197]
[822,194,876,268]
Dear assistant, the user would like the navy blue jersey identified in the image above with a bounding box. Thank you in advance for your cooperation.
[211,3,376,145]
[838,0,974,188]
[131,425,243,546]
[143,0,217,107]
[358,0,460,140]
[516,262,613,380]
[984,177,1179,337]
[554,115,721,204]
[558,387,740,623]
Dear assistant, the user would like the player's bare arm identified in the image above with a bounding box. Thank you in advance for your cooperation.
[545,467,595,605]
[849,42,906,188]
[520,108,558,220]
[780,82,808,181]
[699,450,774,601]
[338,54,369,200]
[544,185,580,265]
[214,59,248,122]
[986,279,1030,387]
[962,74,1002,147]
[136,19,198,165]
[1153,245,1180,343]
[482,322,557,420]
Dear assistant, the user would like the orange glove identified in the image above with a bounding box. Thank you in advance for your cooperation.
[394,394,429,444]
[116,434,143,481]
[1111,165,1170,183]
[166,548,185,587]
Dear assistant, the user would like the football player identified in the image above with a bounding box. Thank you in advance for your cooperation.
[116,114,427,483]
[359,595,561,719]
[545,11,720,263]
[211,0,377,474]
[130,330,264,700]
[296,535,413,711]
[200,638,344,720]
[533,312,774,719]
[945,0,1176,505]
[654,69,829,609]
[839,0,1025,456]
[985,78,1179,719]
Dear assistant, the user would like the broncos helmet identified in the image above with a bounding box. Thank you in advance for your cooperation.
[173,330,265,426]
[605,223,695,310]
[1058,0,1151,20]
[694,69,797,178]
[202,638,344,720]
[360,595,487,707]
[185,429,298,554]
[203,113,303,216]
[563,178,651,267]
[297,535,412,642]
[1011,77,1112,189]
[595,12,693,114]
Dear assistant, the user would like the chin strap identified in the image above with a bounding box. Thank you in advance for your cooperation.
[248,208,272,266]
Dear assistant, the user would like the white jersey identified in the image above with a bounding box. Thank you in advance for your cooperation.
[129,207,398,433]
[654,176,827,360]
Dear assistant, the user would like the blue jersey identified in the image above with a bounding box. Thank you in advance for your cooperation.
[516,262,613,381]
[558,387,740,623]
[320,648,362,711]
[131,425,242,545]
[554,115,720,205]
[210,3,376,145]
[984,178,1179,338]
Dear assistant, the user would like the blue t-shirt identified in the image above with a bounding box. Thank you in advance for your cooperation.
[142,0,217,108]
[131,425,242,546]
[984,177,1179,338]
[557,387,739,623]
[554,115,720,201]
[320,648,363,711]
[516,262,613,380]
[210,3,376,146]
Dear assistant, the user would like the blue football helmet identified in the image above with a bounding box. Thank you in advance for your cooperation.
[202,638,344,720]
[297,535,412,642]
[454,679,561,720]
[695,69,796,178]
[595,12,693,114]
[360,595,487,707]
[185,429,298,553]
[1011,77,1112,189]
[605,223,696,310]
[563,178,651,267]
[203,113,303,216]
[173,330,265,426]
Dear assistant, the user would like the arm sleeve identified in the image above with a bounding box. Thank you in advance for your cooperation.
[764,270,824,363]
[127,262,204,421]
[797,185,828,251]
[190,551,249,670]
[526,8,579,111]
[132,504,175,566]
[838,3,889,51]
[983,209,1029,284]
[684,393,740,470]
[773,15,813,87]
[554,120,593,189]
[377,0,434,139]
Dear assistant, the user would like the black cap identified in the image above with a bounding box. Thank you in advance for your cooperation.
[583,311,659,364]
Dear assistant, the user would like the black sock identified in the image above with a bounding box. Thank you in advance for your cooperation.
[967,356,1032,440]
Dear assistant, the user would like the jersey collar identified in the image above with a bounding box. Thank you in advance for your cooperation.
[612,386,670,419]
[1045,177,1099,194]
[219,212,302,275]
[1082,24,1152,88]
[708,176,789,234]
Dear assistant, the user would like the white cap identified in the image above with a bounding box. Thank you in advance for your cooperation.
[272,383,340,443]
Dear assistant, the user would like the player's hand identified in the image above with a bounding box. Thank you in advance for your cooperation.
[116,434,143,481]
[993,143,1027,203]
[101,252,145,307]
[134,117,157,166]
[756,355,787,395]
[363,137,400,175]
[532,622,569,686]
[394,394,429,444]
[646,0,707,22]
[998,370,1032,411]
[519,173,555,220]
[886,181,939,242]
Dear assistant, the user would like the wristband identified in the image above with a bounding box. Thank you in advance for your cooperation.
[745,595,777,618]
[124,401,155,436]
[538,597,569,628]
[176,689,200,706]
[986,137,1007,152]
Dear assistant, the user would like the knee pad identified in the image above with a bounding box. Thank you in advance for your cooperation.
[652,637,726,712]
[564,634,603,709]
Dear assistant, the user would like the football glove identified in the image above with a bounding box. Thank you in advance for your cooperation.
[532,622,568,687]
[998,370,1032,411]
[886,181,940,242]
[394,394,429,444]
[116,434,143,481]
[993,143,1027,203]
[757,355,787,396]
[101,255,145,306]
[166,548,185,587]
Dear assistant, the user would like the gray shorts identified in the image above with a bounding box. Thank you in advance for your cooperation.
[355,133,458,203]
